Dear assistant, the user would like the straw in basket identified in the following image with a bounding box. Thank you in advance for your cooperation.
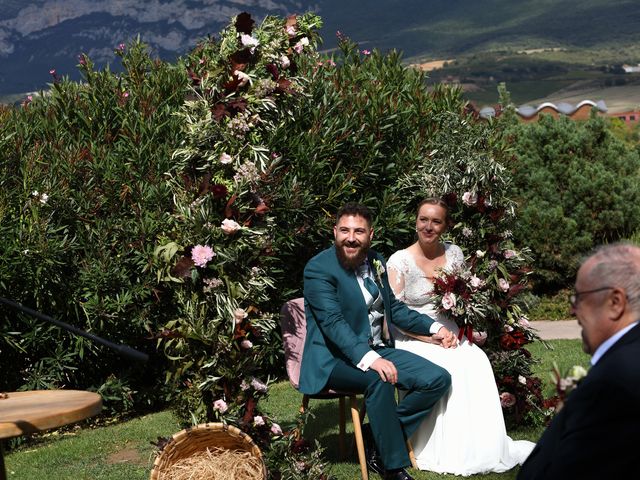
[149,422,266,480]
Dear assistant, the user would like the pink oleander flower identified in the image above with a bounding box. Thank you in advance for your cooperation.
[500,392,516,408]
[462,191,477,206]
[49,69,56,76]
[213,399,228,413]
[253,415,265,426]
[234,308,248,322]
[191,244,215,267]
[240,339,253,349]
[441,292,456,310]
[361,49,371,55]
[219,152,233,164]
[326,59,336,67]
[498,278,510,292]
[117,43,126,52]
[270,422,283,435]
[221,218,241,235]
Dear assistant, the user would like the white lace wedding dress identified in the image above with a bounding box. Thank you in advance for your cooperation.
[387,244,534,476]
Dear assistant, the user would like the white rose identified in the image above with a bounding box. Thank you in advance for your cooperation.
[221,218,241,235]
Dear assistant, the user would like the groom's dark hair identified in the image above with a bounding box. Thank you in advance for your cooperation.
[336,202,372,226]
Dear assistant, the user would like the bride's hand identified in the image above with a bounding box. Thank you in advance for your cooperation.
[434,326,458,349]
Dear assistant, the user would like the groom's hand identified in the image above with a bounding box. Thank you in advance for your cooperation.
[433,326,458,349]
[370,358,398,384]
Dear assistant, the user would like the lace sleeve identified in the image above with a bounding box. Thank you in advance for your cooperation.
[448,243,465,269]
[386,252,406,301]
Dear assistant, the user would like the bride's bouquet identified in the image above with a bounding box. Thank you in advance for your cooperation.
[430,264,492,342]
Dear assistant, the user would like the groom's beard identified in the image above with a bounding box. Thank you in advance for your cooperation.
[335,238,370,270]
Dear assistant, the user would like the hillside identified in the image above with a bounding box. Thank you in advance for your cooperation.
[1,0,640,99]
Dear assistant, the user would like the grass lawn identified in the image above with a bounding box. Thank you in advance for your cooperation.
[4,339,590,479]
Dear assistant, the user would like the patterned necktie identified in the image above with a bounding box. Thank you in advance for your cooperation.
[363,276,380,301]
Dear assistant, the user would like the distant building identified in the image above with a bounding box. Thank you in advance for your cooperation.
[609,110,640,128]
[472,100,608,122]
[622,64,640,73]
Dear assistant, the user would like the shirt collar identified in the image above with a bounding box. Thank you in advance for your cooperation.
[591,321,639,365]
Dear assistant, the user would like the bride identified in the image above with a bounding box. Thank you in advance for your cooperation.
[387,197,534,476]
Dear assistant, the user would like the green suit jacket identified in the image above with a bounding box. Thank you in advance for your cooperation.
[298,245,436,395]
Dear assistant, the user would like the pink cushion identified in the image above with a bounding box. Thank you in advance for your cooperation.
[280,298,306,390]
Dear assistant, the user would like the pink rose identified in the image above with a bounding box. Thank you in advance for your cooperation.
[293,37,309,53]
[240,339,253,349]
[504,249,516,259]
[221,218,241,235]
[270,423,283,435]
[191,244,215,268]
[441,292,456,310]
[253,415,265,426]
[498,278,510,292]
[462,191,477,206]
[470,275,483,289]
[500,392,516,408]
[213,399,228,413]
[518,316,530,328]
[234,308,248,322]
[219,153,233,164]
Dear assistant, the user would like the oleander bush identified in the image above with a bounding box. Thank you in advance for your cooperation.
[0,40,187,410]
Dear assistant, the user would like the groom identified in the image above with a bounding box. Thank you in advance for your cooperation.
[298,202,456,480]
[517,242,640,479]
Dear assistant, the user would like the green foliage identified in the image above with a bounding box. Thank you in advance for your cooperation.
[0,39,187,404]
[505,113,640,289]
[266,38,467,296]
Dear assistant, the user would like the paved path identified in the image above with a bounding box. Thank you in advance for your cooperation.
[529,320,581,340]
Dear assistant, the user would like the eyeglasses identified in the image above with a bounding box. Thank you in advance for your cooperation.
[568,287,615,308]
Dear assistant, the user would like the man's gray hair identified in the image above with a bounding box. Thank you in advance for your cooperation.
[587,242,640,312]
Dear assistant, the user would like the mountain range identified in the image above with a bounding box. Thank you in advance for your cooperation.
[1,0,640,98]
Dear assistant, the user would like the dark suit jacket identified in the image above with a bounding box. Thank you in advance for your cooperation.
[298,246,435,395]
[517,322,640,480]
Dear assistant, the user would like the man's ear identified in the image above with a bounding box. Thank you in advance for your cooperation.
[369,228,374,241]
[609,288,626,321]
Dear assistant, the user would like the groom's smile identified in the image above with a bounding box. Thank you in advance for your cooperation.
[334,214,373,270]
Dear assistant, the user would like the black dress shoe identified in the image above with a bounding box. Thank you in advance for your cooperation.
[362,424,385,475]
[383,468,414,480]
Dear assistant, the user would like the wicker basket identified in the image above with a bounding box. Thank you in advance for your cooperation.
[149,423,266,480]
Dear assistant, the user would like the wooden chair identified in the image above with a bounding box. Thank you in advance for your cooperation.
[280,298,369,480]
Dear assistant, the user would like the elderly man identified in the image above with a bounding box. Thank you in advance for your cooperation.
[518,242,640,479]
[299,202,456,480]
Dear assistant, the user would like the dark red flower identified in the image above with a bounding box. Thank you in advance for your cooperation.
[210,184,228,199]
[235,12,255,34]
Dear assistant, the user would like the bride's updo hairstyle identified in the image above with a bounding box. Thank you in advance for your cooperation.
[416,197,452,227]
